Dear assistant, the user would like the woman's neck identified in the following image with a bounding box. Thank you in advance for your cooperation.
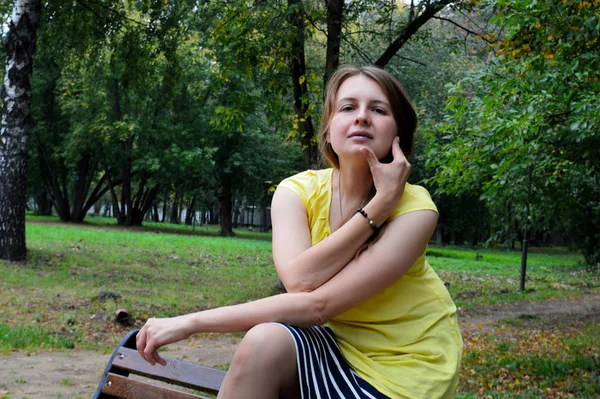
[337,160,373,203]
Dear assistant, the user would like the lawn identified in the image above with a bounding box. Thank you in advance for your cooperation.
[1,216,598,398]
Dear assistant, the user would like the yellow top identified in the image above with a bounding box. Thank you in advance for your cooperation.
[279,168,463,399]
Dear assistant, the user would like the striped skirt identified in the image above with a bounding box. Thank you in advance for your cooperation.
[275,323,389,399]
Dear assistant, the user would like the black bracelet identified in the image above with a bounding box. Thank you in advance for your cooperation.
[356,208,378,230]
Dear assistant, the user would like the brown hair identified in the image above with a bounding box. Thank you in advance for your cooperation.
[318,65,417,168]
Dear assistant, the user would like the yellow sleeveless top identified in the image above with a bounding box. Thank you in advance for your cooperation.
[279,169,463,399]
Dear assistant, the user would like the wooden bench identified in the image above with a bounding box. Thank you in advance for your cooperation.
[92,329,227,399]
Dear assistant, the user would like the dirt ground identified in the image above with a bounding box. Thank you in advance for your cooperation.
[1,294,599,399]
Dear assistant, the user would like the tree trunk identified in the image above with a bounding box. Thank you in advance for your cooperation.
[120,136,134,225]
[35,189,52,215]
[436,226,443,246]
[260,195,270,232]
[70,150,98,222]
[0,0,42,262]
[218,174,234,236]
[152,202,159,222]
[161,193,168,222]
[323,0,343,88]
[210,205,218,224]
[185,193,196,225]
[233,197,240,228]
[170,185,182,224]
[287,0,318,169]
[130,185,158,226]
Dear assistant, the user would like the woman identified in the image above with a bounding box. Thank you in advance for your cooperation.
[136,66,462,399]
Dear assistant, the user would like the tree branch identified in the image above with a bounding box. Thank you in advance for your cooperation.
[341,36,375,65]
[375,0,454,68]
[393,53,427,67]
[433,16,497,44]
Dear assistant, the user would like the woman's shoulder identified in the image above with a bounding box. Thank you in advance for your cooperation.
[389,183,438,220]
[281,168,332,183]
[278,168,333,203]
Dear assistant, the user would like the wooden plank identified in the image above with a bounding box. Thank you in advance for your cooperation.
[111,347,226,395]
[102,373,212,399]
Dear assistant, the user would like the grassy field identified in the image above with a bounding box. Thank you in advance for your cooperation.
[1,216,599,398]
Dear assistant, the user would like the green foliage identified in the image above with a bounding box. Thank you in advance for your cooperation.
[425,0,600,263]
[26,0,302,227]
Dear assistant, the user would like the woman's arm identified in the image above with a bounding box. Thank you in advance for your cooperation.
[136,292,320,366]
[273,138,410,293]
[271,187,398,292]
[137,208,436,366]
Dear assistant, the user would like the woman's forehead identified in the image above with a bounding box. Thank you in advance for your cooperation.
[335,75,388,102]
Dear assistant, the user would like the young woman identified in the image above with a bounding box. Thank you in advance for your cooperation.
[136,66,462,399]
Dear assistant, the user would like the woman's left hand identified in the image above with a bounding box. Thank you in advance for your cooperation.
[360,136,410,206]
[136,315,194,366]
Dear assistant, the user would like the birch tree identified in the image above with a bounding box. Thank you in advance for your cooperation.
[0,0,42,261]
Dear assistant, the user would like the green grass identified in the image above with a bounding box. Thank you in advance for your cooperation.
[427,244,595,310]
[1,216,599,398]
[0,324,75,354]
[1,217,280,351]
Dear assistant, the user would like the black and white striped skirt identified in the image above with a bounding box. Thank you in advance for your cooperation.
[275,323,389,399]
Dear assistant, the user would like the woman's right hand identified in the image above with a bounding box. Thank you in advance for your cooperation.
[136,315,194,366]
[360,136,410,208]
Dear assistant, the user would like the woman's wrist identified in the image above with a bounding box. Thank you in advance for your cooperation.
[363,192,399,227]
[179,313,202,336]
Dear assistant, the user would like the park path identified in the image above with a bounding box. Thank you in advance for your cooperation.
[1,294,599,399]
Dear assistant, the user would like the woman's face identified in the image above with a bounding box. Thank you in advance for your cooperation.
[328,74,398,162]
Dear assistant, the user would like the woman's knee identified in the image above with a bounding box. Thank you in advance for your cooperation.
[232,323,296,370]
[220,324,300,398]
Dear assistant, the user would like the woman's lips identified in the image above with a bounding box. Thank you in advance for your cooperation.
[348,131,373,140]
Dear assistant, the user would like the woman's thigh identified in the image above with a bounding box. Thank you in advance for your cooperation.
[218,323,300,399]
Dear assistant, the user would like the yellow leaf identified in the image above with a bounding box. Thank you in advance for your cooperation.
[299,75,305,85]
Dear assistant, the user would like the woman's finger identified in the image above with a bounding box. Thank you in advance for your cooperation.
[391,137,406,163]
[136,327,147,359]
[144,341,157,366]
[153,351,167,367]
[359,146,379,170]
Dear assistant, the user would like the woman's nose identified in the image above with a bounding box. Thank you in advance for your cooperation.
[354,108,369,125]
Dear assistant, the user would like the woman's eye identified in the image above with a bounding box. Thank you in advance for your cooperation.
[340,105,355,112]
[373,108,386,114]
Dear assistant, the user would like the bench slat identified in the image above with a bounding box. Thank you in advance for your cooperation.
[102,373,211,399]
[111,347,226,394]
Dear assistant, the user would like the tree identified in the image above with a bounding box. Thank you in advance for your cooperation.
[28,0,207,225]
[426,0,600,270]
[284,0,467,168]
[0,0,42,262]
